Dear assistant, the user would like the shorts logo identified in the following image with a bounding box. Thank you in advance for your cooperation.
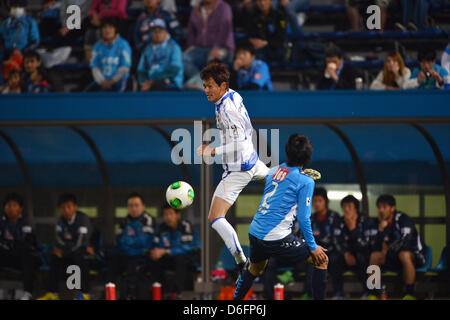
[306,197,311,206]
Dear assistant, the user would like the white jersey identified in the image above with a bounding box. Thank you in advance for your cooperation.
[214,89,258,172]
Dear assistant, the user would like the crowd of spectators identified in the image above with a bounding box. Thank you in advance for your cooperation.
[0,0,449,93]
[0,192,200,300]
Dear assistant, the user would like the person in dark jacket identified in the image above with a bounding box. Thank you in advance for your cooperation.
[37,193,94,300]
[0,193,40,300]
[317,44,363,90]
[148,203,200,299]
[368,194,426,300]
[106,192,157,300]
[245,0,287,62]
[329,195,377,299]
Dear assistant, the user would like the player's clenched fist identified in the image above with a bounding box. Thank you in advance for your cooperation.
[197,144,215,157]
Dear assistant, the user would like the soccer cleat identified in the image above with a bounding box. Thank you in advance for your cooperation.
[20,291,33,300]
[237,259,250,279]
[300,293,312,300]
[37,292,59,300]
[303,169,321,181]
[367,294,379,300]
[402,294,416,300]
[75,293,92,300]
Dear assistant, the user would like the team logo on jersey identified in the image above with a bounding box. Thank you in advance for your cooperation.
[231,125,239,138]
[272,167,290,182]
[306,197,311,206]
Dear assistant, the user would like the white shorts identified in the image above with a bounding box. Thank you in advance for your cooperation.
[212,159,270,205]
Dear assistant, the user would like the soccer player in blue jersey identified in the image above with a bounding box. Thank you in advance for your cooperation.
[233,133,329,300]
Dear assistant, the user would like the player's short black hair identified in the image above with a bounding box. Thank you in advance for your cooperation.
[285,134,313,167]
[200,61,230,89]
[376,194,396,207]
[162,202,180,214]
[58,193,78,206]
[127,192,145,205]
[3,193,24,209]
[101,18,118,32]
[313,187,328,205]
[23,50,41,62]
[236,41,256,56]
[325,43,343,59]
[340,195,360,211]
[418,49,436,62]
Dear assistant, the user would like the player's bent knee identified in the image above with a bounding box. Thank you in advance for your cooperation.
[398,250,413,262]
[249,260,268,276]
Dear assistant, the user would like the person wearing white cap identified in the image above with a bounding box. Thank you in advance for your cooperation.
[137,18,183,90]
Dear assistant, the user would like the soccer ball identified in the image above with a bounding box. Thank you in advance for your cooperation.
[166,181,194,210]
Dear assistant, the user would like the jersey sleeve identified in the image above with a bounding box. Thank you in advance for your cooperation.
[119,40,132,68]
[297,177,317,251]
[90,43,101,69]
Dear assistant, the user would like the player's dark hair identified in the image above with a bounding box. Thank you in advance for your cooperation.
[23,50,41,62]
[285,134,313,167]
[325,43,343,59]
[101,18,118,32]
[162,202,180,214]
[340,195,360,211]
[127,192,145,205]
[57,193,77,206]
[200,62,230,89]
[236,41,256,56]
[313,187,328,205]
[418,49,436,62]
[376,194,396,207]
[3,193,24,209]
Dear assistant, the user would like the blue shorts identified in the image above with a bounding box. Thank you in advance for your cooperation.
[249,233,311,265]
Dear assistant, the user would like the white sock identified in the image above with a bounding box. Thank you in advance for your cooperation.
[211,217,246,264]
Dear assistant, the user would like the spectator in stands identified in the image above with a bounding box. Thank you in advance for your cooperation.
[183,0,235,82]
[0,193,40,300]
[370,52,411,90]
[137,19,183,91]
[37,193,95,300]
[149,203,200,299]
[0,0,39,57]
[395,0,430,31]
[134,0,183,53]
[279,0,309,35]
[88,18,132,92]
[230,41,273,91]
[1,69,22,94]
[21,50,62,93]
[1,48,23,83]
[85,0,127,62]
[0,0,12,21]
[106,192,157,299]
[329,195,377,299]
[317,44,363,90]
[368,194,427,300]
[245,0,287,62]
[442,43,450,76]
[407,48,449,90]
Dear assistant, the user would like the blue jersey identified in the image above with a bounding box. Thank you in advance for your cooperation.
[90,36,132,81]
[237,59,273,91]
[249,163,317,251]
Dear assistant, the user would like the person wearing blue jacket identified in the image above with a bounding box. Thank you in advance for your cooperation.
[148,203,200,299]
[137,18,183,91]
[231,41,273,91]
[106,192,157,299]
[88,18,132,92]
[0,0,39,56]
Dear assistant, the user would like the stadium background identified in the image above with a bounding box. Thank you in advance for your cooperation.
[0,0,449,299]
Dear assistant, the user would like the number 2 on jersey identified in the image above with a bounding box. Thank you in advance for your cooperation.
[260,181,279,214]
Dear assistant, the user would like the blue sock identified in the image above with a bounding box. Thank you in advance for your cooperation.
[312,268,327,300]
[233,268,256,300]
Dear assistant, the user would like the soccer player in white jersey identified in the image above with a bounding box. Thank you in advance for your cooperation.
[196,62,270,271]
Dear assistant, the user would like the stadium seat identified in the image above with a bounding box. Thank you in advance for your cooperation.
[215,246,250,272]
[431,246,449,273]
[416,246,433,273]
